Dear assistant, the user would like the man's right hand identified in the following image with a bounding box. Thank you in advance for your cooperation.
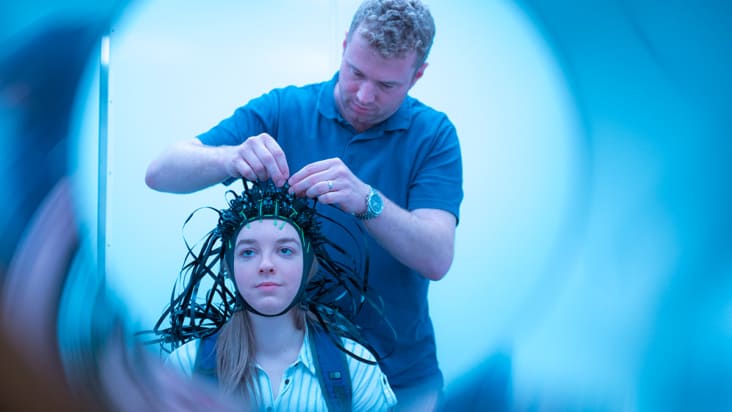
[224,133,289,187]
[145,134,289,194]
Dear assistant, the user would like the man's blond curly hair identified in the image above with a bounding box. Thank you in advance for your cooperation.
[348,0,436,68]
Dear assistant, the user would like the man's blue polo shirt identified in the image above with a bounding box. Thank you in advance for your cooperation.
[198,72,463,389]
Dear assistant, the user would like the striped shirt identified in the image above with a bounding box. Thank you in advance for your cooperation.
[167,328,397,411]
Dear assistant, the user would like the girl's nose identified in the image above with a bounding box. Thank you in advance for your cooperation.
[259,256,275,274]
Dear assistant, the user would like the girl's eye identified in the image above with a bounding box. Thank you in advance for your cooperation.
[279,247,293,256]
[240,249,255,257]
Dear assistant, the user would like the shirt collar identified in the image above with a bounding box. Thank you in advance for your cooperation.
[317,72,412,132]
[298,324,318,376]
[317,73,341,121]
[385,96,412,131]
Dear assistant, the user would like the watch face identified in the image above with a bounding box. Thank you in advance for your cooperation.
[369,192,384,214]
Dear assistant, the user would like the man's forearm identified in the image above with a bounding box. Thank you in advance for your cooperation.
[145,139,230,194]
[363,196,456,281]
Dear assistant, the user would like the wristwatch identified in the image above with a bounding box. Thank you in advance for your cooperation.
[355,185,383,220]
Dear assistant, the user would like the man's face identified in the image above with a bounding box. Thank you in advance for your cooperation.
[335,30,426,132]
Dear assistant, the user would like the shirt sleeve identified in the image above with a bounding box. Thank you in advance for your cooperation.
[407,113,463,222]
[196,91,281,147]
[165,340,199,377]
[343,338,398,412]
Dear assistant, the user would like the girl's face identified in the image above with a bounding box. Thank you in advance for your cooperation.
[232,219,304,316]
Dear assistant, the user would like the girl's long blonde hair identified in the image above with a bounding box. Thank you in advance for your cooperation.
[215,257,317,400]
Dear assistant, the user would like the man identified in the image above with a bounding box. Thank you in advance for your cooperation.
[146,1,463,410]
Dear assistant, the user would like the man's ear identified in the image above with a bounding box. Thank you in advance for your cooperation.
[411,62,428,87]
[342,31,349,51]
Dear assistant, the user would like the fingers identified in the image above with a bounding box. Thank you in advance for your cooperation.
[262,136,290,184]
[231,134,289,186]
[297,179,339,206]
[315,179,336,198]
[288,159,330,188]
[287,158,369,214]
[288,158,336,196]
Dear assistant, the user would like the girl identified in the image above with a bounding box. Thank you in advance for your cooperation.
[153,180,396,411]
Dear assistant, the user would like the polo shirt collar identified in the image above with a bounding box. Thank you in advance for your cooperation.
[318,72,412,132]
[317,73,341,121]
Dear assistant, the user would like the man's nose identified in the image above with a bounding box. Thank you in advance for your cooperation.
[356,82,376,104]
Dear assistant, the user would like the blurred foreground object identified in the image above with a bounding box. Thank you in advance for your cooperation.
[0,9,240,412]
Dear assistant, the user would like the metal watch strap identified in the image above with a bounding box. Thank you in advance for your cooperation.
[355,185,380,220]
